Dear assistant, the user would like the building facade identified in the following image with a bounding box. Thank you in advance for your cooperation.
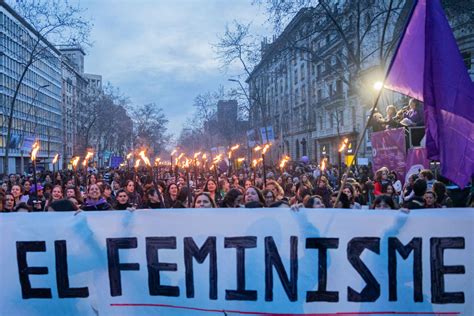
[59,46,88,168]
[0,2,62,174]
[247,2,474,164]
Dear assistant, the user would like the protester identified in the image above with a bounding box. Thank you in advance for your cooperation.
[193,192,216,208]
[81,184,112,211]
[113,189,132,210]
[1,192,16,212]
[371,195,396,210]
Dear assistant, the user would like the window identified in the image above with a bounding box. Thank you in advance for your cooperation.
[295,139,300,158]
[319,116,323,130]
[300,63,305,81]
[462,52,472,71]
[294,69,298,84]
[336,80,343,94]
[339,110,344,126]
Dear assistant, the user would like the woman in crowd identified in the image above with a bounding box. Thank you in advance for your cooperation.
[125,180,142,208]
[113,189,132,210]
[432,181,453,208]
[244,186,265,208]
[424,191,440,208]
[11,184,24,206]
[303,195,325,209]
[203,179,222,205]
[370,195,396,210]
[330,192,351,209]
[220,188,243,208]
[65,185,83,206]
[1,192,16,212]
[313,175,332,207]
[144,188,163,209]
[262,189,276,206]
[193,192,216,208]
[373,167,390,196]
[164,183,179,208]
[384,183,400,209]
[102,183,116,206]
[81,184,112,211]
[342,185,361,209]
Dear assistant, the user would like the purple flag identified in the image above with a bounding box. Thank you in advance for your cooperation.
[385,0,474,188]
[371,128,407,184]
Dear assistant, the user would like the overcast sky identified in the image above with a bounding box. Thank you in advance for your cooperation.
[78,0,272,140]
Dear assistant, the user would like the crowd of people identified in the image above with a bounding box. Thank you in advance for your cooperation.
[1,159,472,213]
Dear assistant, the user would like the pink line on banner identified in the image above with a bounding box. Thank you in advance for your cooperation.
[110,303,460,315]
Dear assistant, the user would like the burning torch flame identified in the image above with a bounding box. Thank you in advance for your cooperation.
[126,152,133,160]
[210,165,215,171]
[71,156,80,169]
[237,157,245,163]
[202,154,207,160]
[31,141,40,161]
[139,150,151,166]
[252,159,258,168]
[320,158,327,172]
[338,138,349,152]
[193,152,202,159]
[171,149,177,156]
[280,155,290,169]
[177,153,185,160]
[155,157,161,166]
[134,159,141,169]
[52,153,59,164]
[213,154,222,164]
[231,144,240,151]
[85,151,94,161]
[262,143,271,155]
[253,145,262,152]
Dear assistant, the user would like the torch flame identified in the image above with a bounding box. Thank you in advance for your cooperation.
[262,143,272,155]
[237,157,245,163]
[338,138,349,152]
[253,145,262,152]
[279,155,290,169]
[202,154,207,160]
[126,152,133,160]
[171,149,177,156]
[52,153,59,164]
[85,151,94,161]
[193,152,202,159]
[177,153,185,160]
[252,159,258,168]
[210,165,215,170]
[71,156,80,168]
[321,158,327,172]
[134,159,141,169]
[31,141,40,161]
[139,150,151,166]
[231,144,240,151]
[213,154,222,164]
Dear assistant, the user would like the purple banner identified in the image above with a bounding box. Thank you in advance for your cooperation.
[371,128,406,182]
[405,147,430,183]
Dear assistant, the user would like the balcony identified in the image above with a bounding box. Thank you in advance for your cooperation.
[311,124,355,139]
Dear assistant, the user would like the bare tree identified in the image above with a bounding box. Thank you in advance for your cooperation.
[3,0,91,172]
[132,103,170,155]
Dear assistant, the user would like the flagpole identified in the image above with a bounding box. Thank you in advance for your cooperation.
[333,0,420,207]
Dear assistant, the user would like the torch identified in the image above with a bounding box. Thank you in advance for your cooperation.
[212,154,222,180]
[279,155,290,173]
[133,159,141,184]
[30,141,40,201]
[338,138,349,182]
[155,157,161,180]
[317,158,327,189]
[139,149,152,184]
[262,143,271,187]
[71,156,80,186]
[170,149,177,176]
[176,153,184,183]
[83,150,94,186]
[52,153,59,175]
[193,152,201,183]
[228,144,240,175]
[252,158,258,185]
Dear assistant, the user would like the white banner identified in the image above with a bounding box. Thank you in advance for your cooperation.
[0,209,473,315]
